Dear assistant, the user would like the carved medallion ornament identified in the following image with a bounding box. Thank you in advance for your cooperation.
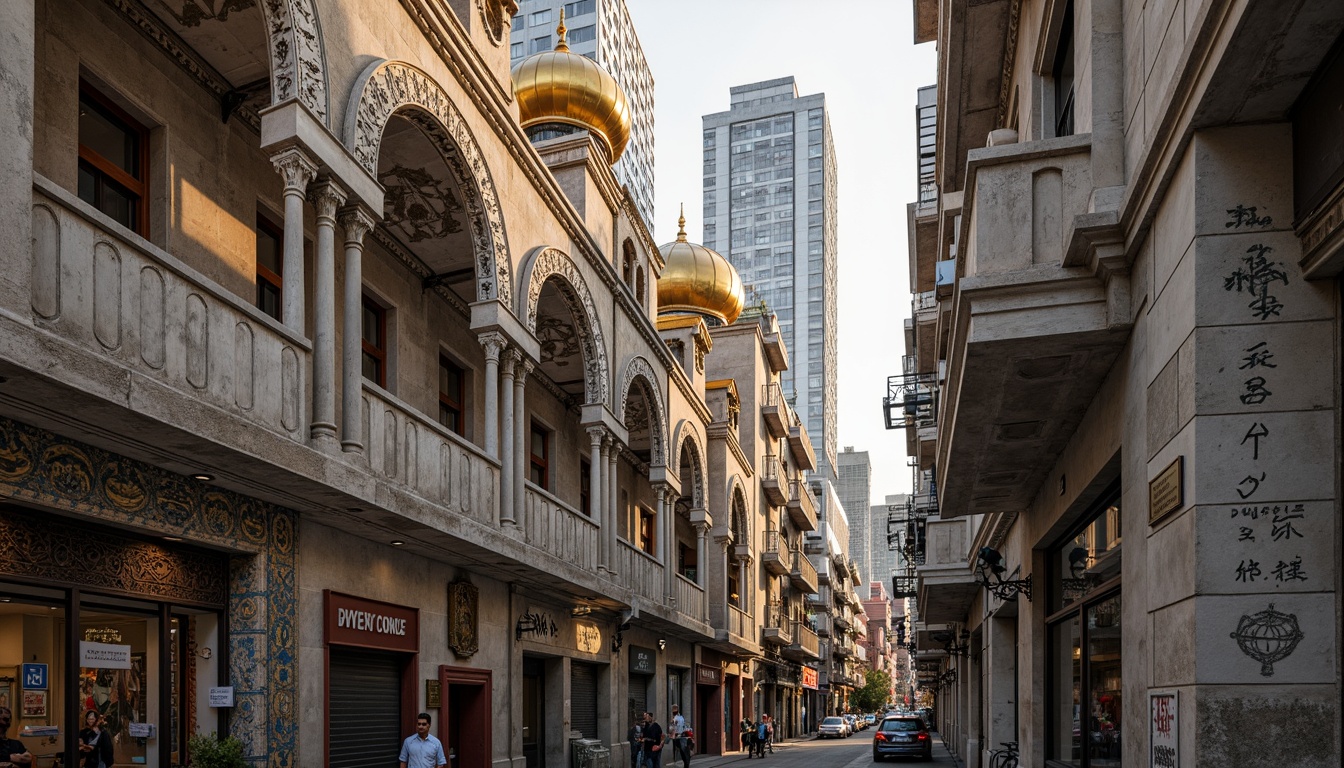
[0,416,297,768]
[447,577,480,658]
[619,356,667,466]
[521,248,610,405]
[345,60,512,304]
[477,0,519,46]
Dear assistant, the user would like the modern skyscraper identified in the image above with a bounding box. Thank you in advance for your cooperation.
[702,77,839,475]
[510,0,656,233]
[836,447,872,582]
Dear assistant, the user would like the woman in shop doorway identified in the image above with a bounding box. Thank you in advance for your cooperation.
[79,711,114,768]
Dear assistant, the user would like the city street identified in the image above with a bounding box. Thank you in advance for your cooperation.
[685,733,961,768]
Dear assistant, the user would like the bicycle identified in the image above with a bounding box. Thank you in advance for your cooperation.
[988,741,1019,768]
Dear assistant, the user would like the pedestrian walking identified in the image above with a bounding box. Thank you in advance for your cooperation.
[641,711,664,768]
[740,716,754,754]
[668,704,691,768]
[628,717,644,768]
[764,715,774,754]
[753,718,767,757]
[398,713,447,768]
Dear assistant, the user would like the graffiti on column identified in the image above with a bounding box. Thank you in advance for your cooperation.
[1223,243,1288,320]
[1229,603,1303,676]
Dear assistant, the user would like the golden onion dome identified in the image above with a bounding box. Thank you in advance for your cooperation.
[658,208,745,325]
[511,12,631,163]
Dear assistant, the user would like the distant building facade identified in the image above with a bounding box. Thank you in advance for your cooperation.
[836,447,872,583]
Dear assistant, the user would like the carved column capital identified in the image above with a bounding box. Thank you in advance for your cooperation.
[338,205,377,245]
[586,425,607,446]
[515,357,535,381]
[309,179,348,221]
[271,147,318,192]
[478,331,508,362]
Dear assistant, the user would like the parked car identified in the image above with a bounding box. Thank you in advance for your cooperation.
[865,713,878,727]
[872,715,933,762]
[818,716,847,739]
[844,714,859,735]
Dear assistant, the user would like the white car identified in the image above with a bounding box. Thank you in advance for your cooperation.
[818,716,847,739]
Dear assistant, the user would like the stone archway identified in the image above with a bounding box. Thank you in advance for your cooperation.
[618,356,667,467]
[518,247,609,405]
[344,59,512,305]
[671,422,707,510]
[262,0,329,123]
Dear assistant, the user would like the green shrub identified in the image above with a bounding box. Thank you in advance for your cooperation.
[187,733,247,768]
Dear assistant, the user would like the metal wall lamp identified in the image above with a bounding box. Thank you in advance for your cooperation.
[932,629,970,657]
[937,669,957,687]
[975,547,1033,602]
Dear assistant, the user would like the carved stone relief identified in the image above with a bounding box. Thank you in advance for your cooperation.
[673,426,706,509]
[619,356,667,466]
[262,0,329,123]
[345,60,512,304]
[521,248,610,405]
[379,164,465,242]
[476,0,519,46]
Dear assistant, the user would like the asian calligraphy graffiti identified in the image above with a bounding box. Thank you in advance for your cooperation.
[1223,243,1288,321]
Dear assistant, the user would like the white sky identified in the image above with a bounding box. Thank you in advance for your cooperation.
[625,0,937,502]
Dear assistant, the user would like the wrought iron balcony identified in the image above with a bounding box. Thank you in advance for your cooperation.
[787,479,818,531]
[762,601,792,646]
[760,454,787,506]
[762,530,792,576]
[883,373,939,431]
[787,416,817,471]
[790,549,819,594]
[783,620,821,661]
[761,382,789,439]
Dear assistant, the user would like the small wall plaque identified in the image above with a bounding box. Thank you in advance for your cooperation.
[426,679,442,709]
[1149,456,1184,525]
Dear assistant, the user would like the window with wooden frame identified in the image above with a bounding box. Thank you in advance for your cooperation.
[255,213,283,321]
[529,421,550,490]
[77,81,148,235]
[360,295,387,387]
[438,354,466,435]
[638,506,656,555]
[1052,1,1076,138]
[580,457,592,516]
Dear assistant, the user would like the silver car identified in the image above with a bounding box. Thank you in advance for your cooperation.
[818,716,847,739]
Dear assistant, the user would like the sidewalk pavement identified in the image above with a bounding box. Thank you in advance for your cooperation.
[680,735,815,768]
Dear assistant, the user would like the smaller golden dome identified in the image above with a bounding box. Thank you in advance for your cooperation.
[511,11,631,163]
[658,207,745,325]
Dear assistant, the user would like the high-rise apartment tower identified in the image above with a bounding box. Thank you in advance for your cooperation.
[702,77,839,474]
[836,447,872,583]
[510,0,655,233]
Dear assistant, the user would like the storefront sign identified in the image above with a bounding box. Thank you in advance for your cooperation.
[575,622,603,654]
[21,690,46,718]
[629,646,656,675]
[425,680,441,709]
[208,687,234,708]
[695,664,721,685]
[324,591,419,652]
[1149,456,1184,525]
[21,663,47,690]
[1150,691,1178,768]
[801,666,818,689]
[80,642,132,669]
[127,723,156,739]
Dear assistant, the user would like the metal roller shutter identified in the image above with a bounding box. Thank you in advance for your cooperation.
[629,674,649,726]
[571,662,598,738]
[330,648,403,768]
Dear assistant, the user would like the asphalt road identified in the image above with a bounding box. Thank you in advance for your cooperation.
[680,731,962,768]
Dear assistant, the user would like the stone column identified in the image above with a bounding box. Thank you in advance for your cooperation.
[270,147,318,334]
[607,433,620,574]
[0,0,34,311]
[694,521,709,616]
[478,332,506,458]
[655,483,672,599]
[308,179,347,448]
[510,356,532,528]
[498,350,516,527]
[587,426,607,570]
[338,206,374,454]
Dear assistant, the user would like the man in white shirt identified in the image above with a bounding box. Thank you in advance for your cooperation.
[668,705,690,768]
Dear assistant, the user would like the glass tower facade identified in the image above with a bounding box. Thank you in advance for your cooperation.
[510,0,656,234]
[702,77,839,474]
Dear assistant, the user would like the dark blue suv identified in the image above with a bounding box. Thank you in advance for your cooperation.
[872,715,932,762]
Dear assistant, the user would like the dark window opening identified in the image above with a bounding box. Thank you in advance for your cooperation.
[1053,2,1076,138]
[438,354,466,435]
[361,295,387,387]
[580,457,592,516]
[78,81,148,235]
[255,213,283,321]
[529,421,549,490]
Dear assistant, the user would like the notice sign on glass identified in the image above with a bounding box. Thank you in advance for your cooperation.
[1150,691,1178,768]
[81,641,132,669]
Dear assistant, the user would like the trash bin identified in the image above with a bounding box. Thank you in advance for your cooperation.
[571,737,609,768]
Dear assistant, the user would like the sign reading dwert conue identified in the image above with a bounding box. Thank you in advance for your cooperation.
[325,590,419,652]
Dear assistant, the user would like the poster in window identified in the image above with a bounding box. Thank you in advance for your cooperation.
[22,690,47,718]
[82,653,147,744]
[1149,690,1178,768]
[0,678,11,711]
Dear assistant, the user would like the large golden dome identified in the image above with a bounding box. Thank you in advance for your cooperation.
[658,209,745,325]
[511,12,631,163]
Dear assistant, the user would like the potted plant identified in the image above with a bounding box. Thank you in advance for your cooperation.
[188,733,247,768]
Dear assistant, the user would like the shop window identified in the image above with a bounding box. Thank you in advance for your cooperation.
[255,213,283,321]
[78,81,148,235]
[1046,485,1122,768]
[528,421,549,490]
[438,354,466,436]
[638,507,656,555]
[361,295,387,387]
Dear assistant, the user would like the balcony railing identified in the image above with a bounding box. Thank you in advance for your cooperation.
[787,417,817,471]
[762,530,792,576]
[29,177,310,442]
[761,382,789,439]
[721,603,754,643]
[364,386,501,529]
[786,479,818,531]
[790,549,819,594]
[671,572,706,621]
[760,454,787,506]
[762,601,792,646]
[883,373,939,431]
[785,620,820,660]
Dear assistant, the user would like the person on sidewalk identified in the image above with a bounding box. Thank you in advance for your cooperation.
[763,715,774,754]
[740,717,754,754]
[629,717,644,768]
[668,704,691,768]
[753,719,767,758]
[641,711,664,768]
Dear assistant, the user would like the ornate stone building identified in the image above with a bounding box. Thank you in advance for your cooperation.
[900,1,1343,767]
[0,1,819,767]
